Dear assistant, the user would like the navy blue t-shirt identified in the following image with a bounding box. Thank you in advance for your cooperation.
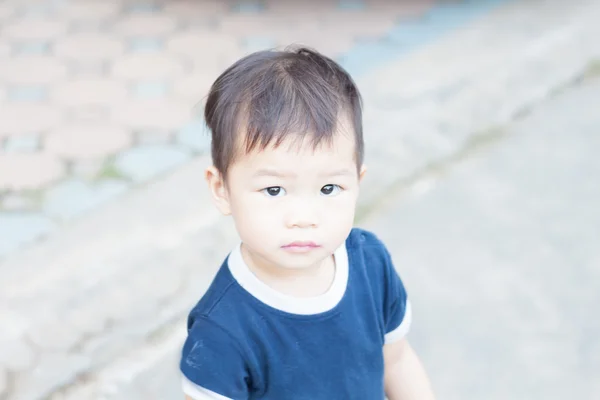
[180,228,411,400]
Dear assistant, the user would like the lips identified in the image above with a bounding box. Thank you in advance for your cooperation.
[281,241,320,250]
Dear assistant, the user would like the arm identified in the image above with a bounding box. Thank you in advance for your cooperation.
[383,338,436,400]
[180,316,249,400]
[182,374,234,400]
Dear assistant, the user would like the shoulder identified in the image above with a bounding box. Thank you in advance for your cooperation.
[345,227,398,289]
[346,227,391,261]
[185,255,267,350]
[186,259,242,330]
[182,262,253,390]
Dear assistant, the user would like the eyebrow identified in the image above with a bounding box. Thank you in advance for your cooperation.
[252,168,355,178]
[253,169,292,178]
[322,169,355,177]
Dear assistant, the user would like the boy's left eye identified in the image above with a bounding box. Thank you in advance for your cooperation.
[320,184,342,196]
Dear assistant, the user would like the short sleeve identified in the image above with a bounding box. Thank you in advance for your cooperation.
[180,315,250,400]
[381,246,412,344]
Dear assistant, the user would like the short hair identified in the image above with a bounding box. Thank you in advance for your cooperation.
[204,46,364,178]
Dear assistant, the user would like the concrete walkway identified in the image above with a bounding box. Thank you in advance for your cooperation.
[369,76,600,400]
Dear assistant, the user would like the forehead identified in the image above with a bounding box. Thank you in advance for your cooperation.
[231,112,358,171]
[234,130,356,173]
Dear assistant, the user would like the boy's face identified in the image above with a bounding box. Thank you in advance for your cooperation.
[206,121,365,271]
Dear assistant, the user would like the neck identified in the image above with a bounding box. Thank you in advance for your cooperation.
[240,244,336,297]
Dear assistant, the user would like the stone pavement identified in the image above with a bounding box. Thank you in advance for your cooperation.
[2,0,600,399]
[0,0,514,259]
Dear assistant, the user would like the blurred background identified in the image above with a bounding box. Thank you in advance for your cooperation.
[1,0,599,399]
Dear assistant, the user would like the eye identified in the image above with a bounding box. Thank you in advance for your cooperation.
[261,186,286,197]
[321,184,342,196]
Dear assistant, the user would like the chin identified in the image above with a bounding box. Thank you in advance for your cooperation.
[279,262,317,270]
[279,253,330,269]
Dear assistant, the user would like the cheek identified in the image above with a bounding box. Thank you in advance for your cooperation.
[229,194,280,235]
[330,196,358,222]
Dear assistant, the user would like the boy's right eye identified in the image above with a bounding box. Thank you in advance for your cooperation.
[261,186,286,197]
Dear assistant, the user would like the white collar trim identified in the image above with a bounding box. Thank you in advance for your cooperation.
[227,242,349,315]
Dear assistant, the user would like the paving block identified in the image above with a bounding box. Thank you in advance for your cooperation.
[232,0,265,13]
[0,153,65,190]
[2,19,65,40]
[137,129,173,145]
[55,33,125,61]
[52,78,128,107]
[8,85,47,102]
[45,123,132,160]
[0,56,67,84]
[4,134,40,152]
[134,80,169,98]
[44,179,130,221]
[164,0,227,17]
[68,60,108,77]
[71,159,105,180]
[116,14,177,36]
[177,119,211,154]
[172,72,215,101]
[0,104,62,135]
[18,2,54,18]
[423,3,488,27]
[166,30,240,66]
[0,213,56,257]
[111,100,191,130]
[386,20,443,47]
[337,0,366,11]
[68,18,107,34]
[114,144,192,182]
[388,0,508,46]
[62,2,119,20]
[69,104,109,123]
[129,37,164,52]
[0,193,39,211]
[338,40,399,76]
[242,36,277,52]
[126,2,162,13]
[13,40,50,55]
[111,53,186,80]
[463,0,508,12]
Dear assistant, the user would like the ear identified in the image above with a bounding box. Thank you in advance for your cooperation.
[205,166,231,215]
[359,164,367,182]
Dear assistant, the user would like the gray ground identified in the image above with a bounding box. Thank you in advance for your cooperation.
[368,77,600,400]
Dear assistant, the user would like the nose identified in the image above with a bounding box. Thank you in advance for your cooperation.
[285,199,319,229]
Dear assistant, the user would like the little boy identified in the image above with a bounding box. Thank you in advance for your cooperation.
[180,47,436,400]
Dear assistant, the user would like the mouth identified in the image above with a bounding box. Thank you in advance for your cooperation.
[281,241,321,252]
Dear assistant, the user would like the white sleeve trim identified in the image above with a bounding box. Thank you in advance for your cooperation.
[384,300,412,344]
[182,375,233,400]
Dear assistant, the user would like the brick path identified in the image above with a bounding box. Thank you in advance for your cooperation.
[0,0,513,259]
[14,0,600,398]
